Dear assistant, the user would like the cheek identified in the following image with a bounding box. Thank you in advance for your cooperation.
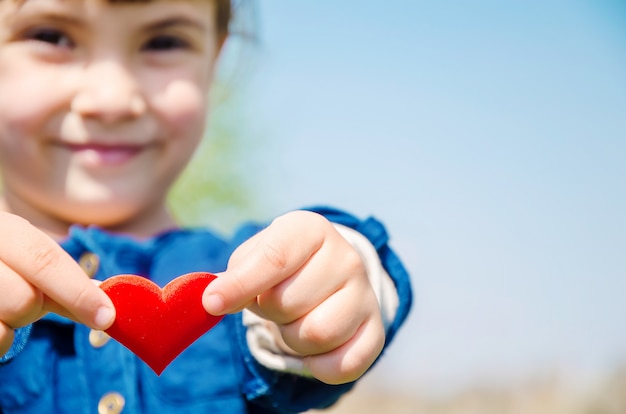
[0,80,33,133]
[0,64,64,137]
[153,80,208,140]
[0,82,36,155]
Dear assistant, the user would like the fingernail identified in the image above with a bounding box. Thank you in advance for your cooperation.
[94,306,115,329]
[204,294,225,316]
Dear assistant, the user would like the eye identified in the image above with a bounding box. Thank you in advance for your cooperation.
[142,35,189,52]
[24,27,73,48]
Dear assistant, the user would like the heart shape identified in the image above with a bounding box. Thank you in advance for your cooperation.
[100,272,223,375]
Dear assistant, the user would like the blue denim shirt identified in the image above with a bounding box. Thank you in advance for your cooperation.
[0,207,412,413]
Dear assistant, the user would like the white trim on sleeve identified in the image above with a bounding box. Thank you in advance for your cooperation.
[243,223,400,375]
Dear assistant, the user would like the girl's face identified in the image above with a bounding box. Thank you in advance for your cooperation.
[0,0,223,236]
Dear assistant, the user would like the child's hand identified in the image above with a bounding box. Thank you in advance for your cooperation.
[203,211,384,385]
[0,213,115,356]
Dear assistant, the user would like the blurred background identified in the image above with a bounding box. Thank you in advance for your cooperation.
[171,1,626,413]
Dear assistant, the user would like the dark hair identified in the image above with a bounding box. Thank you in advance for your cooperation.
[215,0,232,36]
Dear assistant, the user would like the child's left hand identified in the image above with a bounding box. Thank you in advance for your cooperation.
[202,210,384,385]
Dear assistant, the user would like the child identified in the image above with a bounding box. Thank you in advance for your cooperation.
[0,0,412,413]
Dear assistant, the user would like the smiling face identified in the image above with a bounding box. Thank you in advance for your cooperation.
[0,0,225,237]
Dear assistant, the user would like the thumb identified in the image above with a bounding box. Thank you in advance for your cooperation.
[202,271,257,316]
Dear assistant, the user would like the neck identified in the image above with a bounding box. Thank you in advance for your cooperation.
[0,195,179,241]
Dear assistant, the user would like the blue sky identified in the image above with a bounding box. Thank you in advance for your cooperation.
[224,1,626,393]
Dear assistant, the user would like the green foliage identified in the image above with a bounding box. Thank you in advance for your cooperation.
[167,85,262,234]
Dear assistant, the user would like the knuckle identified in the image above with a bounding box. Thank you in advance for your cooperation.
[28,243,61,281]
[261,239,289,272]
[298,314,336,347]
[229,272,251,301]
[68,282,93,314]
[343,247,366,275]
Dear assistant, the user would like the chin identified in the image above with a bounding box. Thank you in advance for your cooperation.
[56,200,151,231]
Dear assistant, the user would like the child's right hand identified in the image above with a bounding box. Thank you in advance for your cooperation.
[0,212,115,357]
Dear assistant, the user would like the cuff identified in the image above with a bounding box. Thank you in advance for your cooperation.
[244,224,400,375]
[0,325,32,365]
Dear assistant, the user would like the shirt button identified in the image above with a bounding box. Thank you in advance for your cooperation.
[89,329,111,348]
[98,392,125,414]
[78,252,100,278]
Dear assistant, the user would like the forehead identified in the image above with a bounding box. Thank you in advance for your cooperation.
[2,0,230,33]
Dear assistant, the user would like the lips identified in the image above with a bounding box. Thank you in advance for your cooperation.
[62,142,146,167]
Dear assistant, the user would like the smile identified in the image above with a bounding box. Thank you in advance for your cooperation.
[62,143,148,167]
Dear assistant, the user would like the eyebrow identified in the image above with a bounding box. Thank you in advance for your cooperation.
[6,6,84,29]
[143,16,208,34]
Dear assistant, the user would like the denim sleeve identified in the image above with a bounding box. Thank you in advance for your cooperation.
[230,206,413,412]
[0,325,33,365]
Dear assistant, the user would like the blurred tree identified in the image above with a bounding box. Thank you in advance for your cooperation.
[167,84,263,234]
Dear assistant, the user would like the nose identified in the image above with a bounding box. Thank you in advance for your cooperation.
[71,60,146,124]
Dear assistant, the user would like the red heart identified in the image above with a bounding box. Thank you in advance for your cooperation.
[100,272,223,375]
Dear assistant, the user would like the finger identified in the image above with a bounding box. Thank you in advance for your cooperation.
[0,321,14,357]
[0,260,43,328]
[255,232,365,325]
[278,287,369,356]
[277,266,379,355]
[303,314,385,385]
[0,213,115,329]
[41,280,114,323]
[40,295,76,321]
[203,211,327,315]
